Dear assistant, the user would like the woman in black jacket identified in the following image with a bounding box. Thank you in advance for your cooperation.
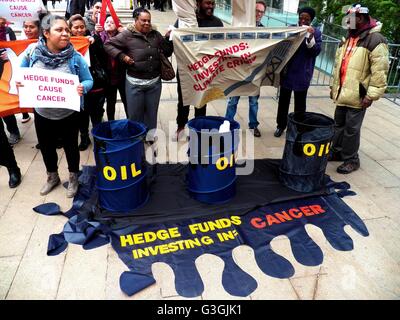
[104,8,173,142]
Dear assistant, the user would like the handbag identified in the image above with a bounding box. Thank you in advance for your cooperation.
[159,52,175,81]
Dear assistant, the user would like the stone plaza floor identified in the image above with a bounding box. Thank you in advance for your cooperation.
[0,7,399,300]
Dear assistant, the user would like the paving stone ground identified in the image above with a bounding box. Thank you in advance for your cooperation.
[1,7,399,300]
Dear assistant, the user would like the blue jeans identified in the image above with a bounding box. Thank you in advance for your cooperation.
[225,96,260,129]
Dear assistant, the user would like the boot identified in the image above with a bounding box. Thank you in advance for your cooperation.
[78,134,91,151]
[66,172,79,198]
[8,167,21,188]
[40,172,60,196]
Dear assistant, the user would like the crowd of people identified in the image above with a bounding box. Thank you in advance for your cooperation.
[0,1,389,198]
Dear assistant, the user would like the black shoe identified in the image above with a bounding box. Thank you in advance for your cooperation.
[337,160,360,174]
[274,128,284,137]
[8,167,21,188]
[251,127,261,137]
[56,138,63,149]
[79,135,91,151]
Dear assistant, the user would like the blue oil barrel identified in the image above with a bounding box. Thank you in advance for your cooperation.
[187,116,240,204]
[279,112,335,192]
[92,120,148,212]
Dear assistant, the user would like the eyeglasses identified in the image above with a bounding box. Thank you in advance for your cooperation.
[256,9,265,14]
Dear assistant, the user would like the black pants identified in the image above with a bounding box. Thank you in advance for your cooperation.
[176,72,206,128]
[105,82,127,121]
[0,119,17,169]
[34,111,80,173]
[139,0,150,9]
[79,90,105,136]
[2,115,20,135]
[331,105,366,162]
[276,87,308,130]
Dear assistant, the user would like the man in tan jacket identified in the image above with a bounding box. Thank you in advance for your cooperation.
[330,4,389,174]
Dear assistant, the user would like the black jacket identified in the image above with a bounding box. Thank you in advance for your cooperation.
[104,24,173,80]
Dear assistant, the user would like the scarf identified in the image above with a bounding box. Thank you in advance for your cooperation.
[34,37,75,69]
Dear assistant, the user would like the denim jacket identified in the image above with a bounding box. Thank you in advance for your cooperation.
[20,43,94,107]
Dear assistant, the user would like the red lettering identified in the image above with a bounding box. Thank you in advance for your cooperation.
[250,218,266,229]
[309,205,325,215]
[299,206,314,217]
[266,215,281,226]
[288,208,302,219]
[274,211,293,223]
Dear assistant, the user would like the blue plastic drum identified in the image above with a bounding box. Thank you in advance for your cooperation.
[92,119,148,212]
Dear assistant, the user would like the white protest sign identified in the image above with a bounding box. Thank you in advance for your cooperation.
[0,0,43,26]
[17,68,81,111]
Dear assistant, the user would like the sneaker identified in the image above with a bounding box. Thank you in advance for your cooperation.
[273,128,284,138]
[8,133,21,145]
[251,127,261,137]
[21,114,31,123]
[337,160,360,174]
[172,127,185,142]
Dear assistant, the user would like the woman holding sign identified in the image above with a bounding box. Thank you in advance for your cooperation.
[20,14,93,198]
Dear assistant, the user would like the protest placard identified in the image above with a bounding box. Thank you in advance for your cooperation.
[17,68,81,111]
[0,0,43,27]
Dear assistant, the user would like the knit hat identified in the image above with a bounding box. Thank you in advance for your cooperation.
[298,7,316,21]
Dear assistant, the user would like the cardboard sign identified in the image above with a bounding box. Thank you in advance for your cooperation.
[17,68,80,111]
[0,0,43,26]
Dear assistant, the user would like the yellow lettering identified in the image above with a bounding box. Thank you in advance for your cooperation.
[120,235,134,247]
[325,142,331,155]
[121,165,128,180]
[131,163,142,177]
[103,166,117,181]
[303,144,316,156]
[216,157,229,170]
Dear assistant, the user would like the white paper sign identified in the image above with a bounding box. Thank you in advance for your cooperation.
[0,0,43,26]
[17,68,81,111]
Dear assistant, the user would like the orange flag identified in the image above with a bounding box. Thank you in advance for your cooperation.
[0,38,90,117]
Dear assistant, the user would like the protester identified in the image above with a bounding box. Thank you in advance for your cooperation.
[224,0,266,138]
[83,1,103,34]
[20,14,93,197]
[0,17,21,145]
[100,15,128,120]
[104,8,173,142]
[273,7,322,138]
[19,20,42,124]
[329,4,389,174]
[0,120,21,188]
[139,0,151,10]
[69,14,107,151]
[173,0,224,141]
[66,0,86,19]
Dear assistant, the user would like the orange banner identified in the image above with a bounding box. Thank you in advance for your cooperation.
[0,37,90,117]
